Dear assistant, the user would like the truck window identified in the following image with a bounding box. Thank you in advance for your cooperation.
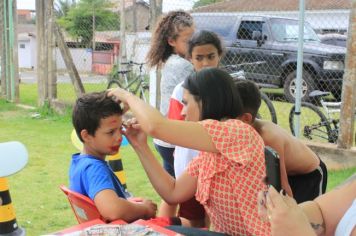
[193,15,238,38]
[237,21,265,40]
[269,18,319,42]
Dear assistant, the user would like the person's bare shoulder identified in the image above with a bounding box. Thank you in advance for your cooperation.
[253,119,289,145]
[254,119,319,174]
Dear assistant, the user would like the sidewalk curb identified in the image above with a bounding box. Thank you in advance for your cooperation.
[304,141,356,170]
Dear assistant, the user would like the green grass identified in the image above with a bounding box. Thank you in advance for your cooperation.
[0,102,161,235]
[0,84,355,235]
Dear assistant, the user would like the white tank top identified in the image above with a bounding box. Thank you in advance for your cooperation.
[335,199,356,236]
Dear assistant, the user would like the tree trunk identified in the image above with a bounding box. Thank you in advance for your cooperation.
[54,22,85,97]
[337,1,356,149]
[149,0,162,109]
[46,0,57,100]
[36,0,47,106]
[149,0,162,30]
[132,0,137,32]
[92,7,95,50]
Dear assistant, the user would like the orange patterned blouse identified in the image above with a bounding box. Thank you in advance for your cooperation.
[187,119,270,236]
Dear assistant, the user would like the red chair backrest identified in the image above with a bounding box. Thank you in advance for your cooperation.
[60,185,103,224]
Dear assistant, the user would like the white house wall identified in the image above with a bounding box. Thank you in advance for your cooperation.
[55,48,92,72]
[125,32,150,73]
[18,40,32,68]
[30,37,37,68]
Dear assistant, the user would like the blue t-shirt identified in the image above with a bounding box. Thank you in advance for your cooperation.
[69,153,127,200]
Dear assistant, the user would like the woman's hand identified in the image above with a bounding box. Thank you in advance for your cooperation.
[107,88,132,112]
[266,186,316,236]
[122,118,148,150]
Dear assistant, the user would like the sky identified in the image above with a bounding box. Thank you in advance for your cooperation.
[16,0,195,12]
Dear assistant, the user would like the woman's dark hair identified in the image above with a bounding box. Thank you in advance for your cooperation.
[188,30,224,57]
[72,91,123,142]
[182,67,243,121]
[146,10,193,68]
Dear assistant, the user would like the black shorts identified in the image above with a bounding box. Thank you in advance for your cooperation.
[288,159,328,203]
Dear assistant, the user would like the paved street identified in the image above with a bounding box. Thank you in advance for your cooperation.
[20,71,107,84]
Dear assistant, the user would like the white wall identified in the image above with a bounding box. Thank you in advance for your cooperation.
[18,40,32,68]
[55,48,92,72]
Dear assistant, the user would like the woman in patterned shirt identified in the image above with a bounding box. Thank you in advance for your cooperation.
[108,67,271,236]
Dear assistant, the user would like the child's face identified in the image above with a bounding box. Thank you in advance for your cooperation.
[169,26,195,57]
[190,44,221,71]
[86,114,123,158]
[181,89,201,122]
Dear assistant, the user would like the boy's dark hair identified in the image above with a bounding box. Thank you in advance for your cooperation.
[146,10,193,68]
[235,80,261,120]
[182,67,243,121]
[72,91,123,142]
[188,30,224,57]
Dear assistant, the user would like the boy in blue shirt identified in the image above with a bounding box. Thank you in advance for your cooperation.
[70,91,157,222]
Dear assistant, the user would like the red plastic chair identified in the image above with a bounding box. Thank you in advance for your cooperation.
[60,185,104,224]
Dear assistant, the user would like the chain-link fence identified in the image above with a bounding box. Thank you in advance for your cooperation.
[11,0,355,146]
[190,0,351,146]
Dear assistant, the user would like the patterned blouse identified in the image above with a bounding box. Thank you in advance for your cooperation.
[187,119,270,236]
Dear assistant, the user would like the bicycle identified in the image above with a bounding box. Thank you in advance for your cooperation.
[289,90,340,143]
[225,62,278,124]
[107,61,149,103]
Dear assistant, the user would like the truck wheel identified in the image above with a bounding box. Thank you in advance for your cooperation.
[284,70,315,103]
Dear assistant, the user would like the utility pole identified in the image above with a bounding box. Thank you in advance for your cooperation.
[12,0,20,101]
[0,0,6,97]
[36,0,47,106]
[1,0,20,102]
[119,0,127,69]
[337,1,356,149]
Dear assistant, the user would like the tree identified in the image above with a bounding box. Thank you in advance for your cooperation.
[149,0,162,30]
[54,0,76,17]
[193,0,224,9]
[57,0,119,48]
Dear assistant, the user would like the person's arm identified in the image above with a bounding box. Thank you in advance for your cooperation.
[108,88,218,153]
[134,143,197,204]
[94,190,157,222]
[257,121,293,197]
[312,174,356,236]
[123,120,197,204]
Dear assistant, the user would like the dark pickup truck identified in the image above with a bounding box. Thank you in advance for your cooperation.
[192,13,346,102]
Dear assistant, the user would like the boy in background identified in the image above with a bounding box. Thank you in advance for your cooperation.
[235,80,327,203]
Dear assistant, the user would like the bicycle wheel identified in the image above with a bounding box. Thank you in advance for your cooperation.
[257,92,278,124]
[289,102,333,143]
[107,80,122,89]
[139,83,150,103]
